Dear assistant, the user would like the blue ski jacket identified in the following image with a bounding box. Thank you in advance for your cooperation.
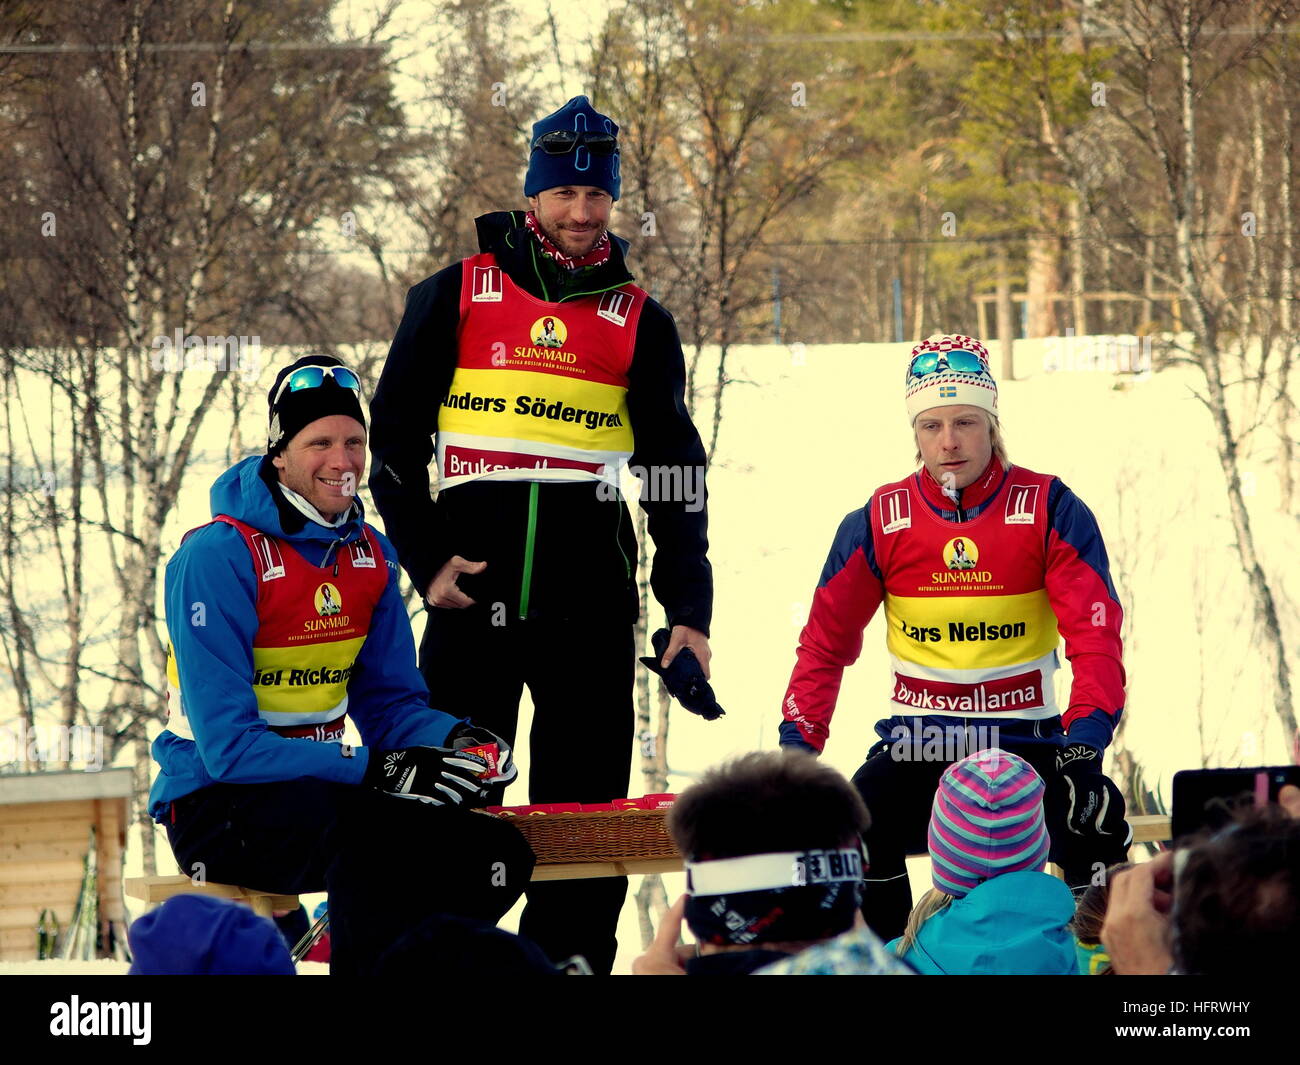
[149,456,463,819]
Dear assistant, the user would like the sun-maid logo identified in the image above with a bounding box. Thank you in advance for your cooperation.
[530,315,568,349]
[314,583,343,617]
[943,536,979,571]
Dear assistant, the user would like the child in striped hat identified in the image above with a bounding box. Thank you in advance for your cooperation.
[887,748,1079,975]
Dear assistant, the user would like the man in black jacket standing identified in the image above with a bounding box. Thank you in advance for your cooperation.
[368,96,713,974]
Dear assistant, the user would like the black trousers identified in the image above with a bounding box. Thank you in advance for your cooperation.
[850,729,1130,942]
[165,779,535,975]
[420,605,635,976]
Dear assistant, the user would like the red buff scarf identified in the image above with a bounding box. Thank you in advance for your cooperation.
[524,211,611,270]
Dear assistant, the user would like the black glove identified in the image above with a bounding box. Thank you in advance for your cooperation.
[363,746,491,807]
[445,723,519,787]
[1055,742,1129,841]
[639,627,724,721]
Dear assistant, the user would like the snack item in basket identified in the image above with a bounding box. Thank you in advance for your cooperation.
[580,803,617,812]
[456,742,500,778]
[611,798,642,811]
[642,793,676,809]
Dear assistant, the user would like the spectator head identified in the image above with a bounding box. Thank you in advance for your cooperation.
[128,894,295,975]
[1172,806,1300,974]
[667,751,870,952]
[928,747,1049,897]
[1071,862,1131,974]
[893,750,1050,958]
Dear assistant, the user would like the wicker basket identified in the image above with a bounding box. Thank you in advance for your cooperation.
[498,808,680,865]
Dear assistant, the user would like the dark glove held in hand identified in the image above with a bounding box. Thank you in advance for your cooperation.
[1055,742,1127,840]
[639,627,724,721]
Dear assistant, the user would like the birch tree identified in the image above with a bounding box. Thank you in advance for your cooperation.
[0,0,422,869]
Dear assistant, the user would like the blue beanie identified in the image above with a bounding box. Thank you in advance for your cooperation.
[128,895,296,975]
[524,95,621,200]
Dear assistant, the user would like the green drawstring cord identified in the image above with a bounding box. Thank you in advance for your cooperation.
[519,481,539,619]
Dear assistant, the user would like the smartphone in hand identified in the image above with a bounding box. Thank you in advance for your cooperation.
[1171,765,1300,840]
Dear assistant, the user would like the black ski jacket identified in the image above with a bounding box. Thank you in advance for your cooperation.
[368,211,712,632]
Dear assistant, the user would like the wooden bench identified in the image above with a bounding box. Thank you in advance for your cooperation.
[125,860,685,913]
[532,857,682,881]
[125,875,299,918]
[127,816,1171,910]
[1128,813,1172,844]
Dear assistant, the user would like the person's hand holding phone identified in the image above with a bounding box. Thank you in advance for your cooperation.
[1102,851,1175,975]
[1278,783,1300,820]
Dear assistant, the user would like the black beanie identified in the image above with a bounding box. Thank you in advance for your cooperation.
[267,355,366,455]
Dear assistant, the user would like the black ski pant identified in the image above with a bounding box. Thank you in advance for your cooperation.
[420,605,635,976]
[851,728,1130,942]
[165,779,535,975]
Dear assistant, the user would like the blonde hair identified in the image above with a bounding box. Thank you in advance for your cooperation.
[895,888,953,956]
[913,410,1008,468]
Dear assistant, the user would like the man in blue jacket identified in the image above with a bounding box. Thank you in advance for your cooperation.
[150,355,529,974]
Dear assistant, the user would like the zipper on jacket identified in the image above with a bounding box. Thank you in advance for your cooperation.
[321,537,343,576]
[519,482,539,620]
[528,240,551,302]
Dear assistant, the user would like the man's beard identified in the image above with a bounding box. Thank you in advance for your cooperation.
[553,223,605,254]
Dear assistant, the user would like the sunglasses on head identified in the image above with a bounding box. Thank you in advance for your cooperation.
[273,365,362,407]
[908,349,988,379]
[531,130,619,156]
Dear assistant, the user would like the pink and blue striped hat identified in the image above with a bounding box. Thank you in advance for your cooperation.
[928,748,1049,897]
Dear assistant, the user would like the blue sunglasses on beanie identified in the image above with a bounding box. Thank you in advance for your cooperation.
[267,356,366,455]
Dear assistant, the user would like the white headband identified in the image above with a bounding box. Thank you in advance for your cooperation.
[685,848,864,895]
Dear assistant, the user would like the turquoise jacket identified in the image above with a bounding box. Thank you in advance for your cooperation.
[885,870,1078,975]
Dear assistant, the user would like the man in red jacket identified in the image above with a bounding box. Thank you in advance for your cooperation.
[779,334,1132,939]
